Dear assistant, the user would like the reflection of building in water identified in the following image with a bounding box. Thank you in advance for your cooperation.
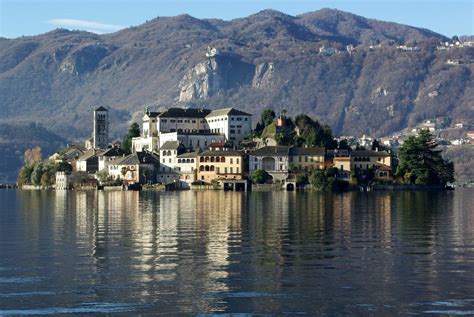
[193,191,244,288]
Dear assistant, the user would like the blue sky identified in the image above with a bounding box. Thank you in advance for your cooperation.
[1,0,473,38]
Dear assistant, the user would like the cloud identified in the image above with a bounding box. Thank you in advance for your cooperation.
[47,18,124,33]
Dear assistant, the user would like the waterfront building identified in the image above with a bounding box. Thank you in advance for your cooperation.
[248,146,291,181]
[55,171,72,190]
[176,151,200,188]
[108,152,160,185]
[197,150,245,183]
[289,147,325,171]
[75,149,102,173]
[98,147,127,172]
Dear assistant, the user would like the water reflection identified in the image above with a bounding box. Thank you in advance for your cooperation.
[0,189,473,315]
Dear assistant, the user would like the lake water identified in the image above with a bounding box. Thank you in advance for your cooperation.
[1,189,474,315]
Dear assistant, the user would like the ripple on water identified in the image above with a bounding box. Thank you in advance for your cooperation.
[0,277,44,284]
[0,302,144,315]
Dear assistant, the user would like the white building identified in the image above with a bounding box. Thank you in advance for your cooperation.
[205,108,252,146]
[55,172,72,190]
[159,132,225,150]
[98,147,127,172]
[249,146,291,181]
[132,107,252,152]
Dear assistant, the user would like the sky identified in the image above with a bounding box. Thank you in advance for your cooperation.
[0,0,473,38]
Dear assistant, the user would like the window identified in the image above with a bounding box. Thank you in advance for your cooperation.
[245,118,248,121]
[192,120,196,123]
[236,158,239,164]
[178,120,183,123]
[169,158,172,163]
[162,119,167,123]
[236,167,239,174]
[230,158,233,164]
[230,129,236,134]
[230,167,233,173]
[231,117,235,121]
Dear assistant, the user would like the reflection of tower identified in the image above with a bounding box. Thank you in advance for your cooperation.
[93,106,109,149]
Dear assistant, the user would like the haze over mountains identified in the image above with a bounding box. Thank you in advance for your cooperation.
[1,8,473,181]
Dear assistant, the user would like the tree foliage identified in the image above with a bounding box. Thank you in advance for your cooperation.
[24,146,42,164]
[294,115,337,149]
[122,123,140,154]
[255,109,276,134]
[395,130,454,185]
[309,167,339,191]
[252,169,270,184]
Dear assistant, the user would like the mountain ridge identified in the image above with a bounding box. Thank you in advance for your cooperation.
[0,8,471,140]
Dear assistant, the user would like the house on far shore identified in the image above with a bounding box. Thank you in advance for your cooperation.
[108,151,160,185]
[98,146,127,172]
[249,146,291,182]
[197,149,245,183]
[76,149,102,173]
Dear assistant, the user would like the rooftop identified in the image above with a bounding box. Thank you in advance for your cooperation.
[199,150,244,157]
[206,107,252,117]
[250,146,291,156]
[289,147,325,156]
[113,152,160,165]
[160,141,182,150]
[158,107,211,118]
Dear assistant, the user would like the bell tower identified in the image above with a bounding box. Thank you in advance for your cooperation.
[93,106,109,149]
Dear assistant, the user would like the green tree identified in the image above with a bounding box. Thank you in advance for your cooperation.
[309,167,339,191]
[252,169,270,184]
[396,130,454,185]
[30,163,44,186]
[261,109,276,127]
[17,164,34,186]
[56,162,72,173]
[295,174,308,187]
[122,122,140,154]
[40,171,55,187]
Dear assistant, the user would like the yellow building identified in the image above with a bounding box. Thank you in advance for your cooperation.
[333,156,352,180]
[351,150,392,171]
[197,150,245,183]
[289,147,325,171]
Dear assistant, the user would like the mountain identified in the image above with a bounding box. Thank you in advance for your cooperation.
[0,8,473,181]
[0,123,67,183]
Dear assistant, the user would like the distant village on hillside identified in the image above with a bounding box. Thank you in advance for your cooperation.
[17,104,457,191]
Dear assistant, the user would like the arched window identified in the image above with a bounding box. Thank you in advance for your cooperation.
[186,159,190,163]
[200,166,204,171]
[221,157,225,162]
[200,157,204,162]
[177,159,182,163]
[210,165,215,171]
[205,157,210,162]
[210,157,215,162]
[205,165,210,172]
[216,157,220,163]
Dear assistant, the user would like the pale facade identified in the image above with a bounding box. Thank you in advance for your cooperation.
[108,152,159,184]
[249,146,291,181]
[206,108,252,146]
[197,150,245,183]
[131,107,252,152]
[159,132,225,150]
[289,147,325,171]
[351,150,392,171]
